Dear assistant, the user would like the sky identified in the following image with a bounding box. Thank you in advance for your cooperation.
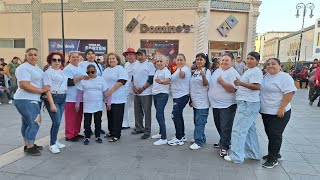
[257,0,318,33]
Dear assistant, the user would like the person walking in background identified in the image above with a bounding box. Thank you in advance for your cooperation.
[308,67,316,100]
[310,63,320,107]
[7,56,21,97]
[14,48,49,156]
[151,55,171,146]
[223,52,263,164]
[209,53,240,157]
[76,65,110,145]
[168,54,191,146]
[234,55,247,76]
[63,52,89,142]
[299,66,309,89]
[0,69,12,104]
[131,48,156,140]
[122,48,138,129]
[43,51,68,154]
[260,58,296,168]
[102,53,128,142]
[189,53,211,150]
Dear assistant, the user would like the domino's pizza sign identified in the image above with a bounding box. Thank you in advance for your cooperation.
[217,15,239,37]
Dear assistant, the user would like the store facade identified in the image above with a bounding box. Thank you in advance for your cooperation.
[0,0,260,66]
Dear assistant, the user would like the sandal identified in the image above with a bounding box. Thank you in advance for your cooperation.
[109,137,119,142]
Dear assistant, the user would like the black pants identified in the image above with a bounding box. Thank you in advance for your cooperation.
[309,82,315,100]
[261,110,291,161]
[84,111,102,138]
[299,78,309,88]
[310,86,320,106]
[107,103,125,138]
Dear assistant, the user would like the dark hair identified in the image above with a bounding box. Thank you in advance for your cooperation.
[266,58,281,65]
[87,64,96,71]
[195,53,210,69]
[46,51,65,65]
[105,52,121,67]
[0,58,4,62]
[26,48,38,53]
[11,56,19,63]
[85,49,95,56]
[248,51,260,62]
[222,53,234,60]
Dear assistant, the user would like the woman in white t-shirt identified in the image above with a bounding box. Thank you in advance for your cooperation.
[208,53,240,157]
[260,58,296,169]
[79,49,104,76]
[189,53,211,150]
[150,55,171,146]
[75,65,111,145]
[43,51,68,154]
[168,54,191,146]
[14,48,49,156]
[102,53,128,142]
[223,52,263,164]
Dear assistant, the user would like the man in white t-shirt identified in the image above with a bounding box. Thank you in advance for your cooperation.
[234,56,247,76]
[122,48,138,129]
[131,48,156,139]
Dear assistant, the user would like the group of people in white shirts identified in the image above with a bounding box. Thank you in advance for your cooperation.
[13,47,296,169]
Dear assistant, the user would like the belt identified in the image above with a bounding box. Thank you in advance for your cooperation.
[51,91,66,95]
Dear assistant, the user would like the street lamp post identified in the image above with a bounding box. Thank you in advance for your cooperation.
[295,2,315,65]
[61,0,65,56]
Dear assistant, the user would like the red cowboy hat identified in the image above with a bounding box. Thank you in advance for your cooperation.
[122,48,136,57]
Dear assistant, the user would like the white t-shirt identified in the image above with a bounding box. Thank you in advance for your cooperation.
[79,61,103,76]
[208,67,240,108]
[43,67,68,93]
[14,62,44,101]
[190,68,211,109]
[77,76,107,113]
[152,67,171,95]
[63,64,87,102]
[236,66,263,102]
[132,60,156,96]
[102,65,128,104]
[171,65,191,99]
[124,60,138,94]
[260,72,297,115]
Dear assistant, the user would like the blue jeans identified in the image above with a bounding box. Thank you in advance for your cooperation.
[0,88,13,100]
[44,94,66,145]
[213,104,237,150]
[14,99,41,145]
[229,101,261,163]
[153,93,169,139]
[172,95,189,140]
[193,108,209,146]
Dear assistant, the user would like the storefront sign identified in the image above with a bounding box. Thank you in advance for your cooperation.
[49,39,107,54]
[140,23,193,33]
[217,15,238,37]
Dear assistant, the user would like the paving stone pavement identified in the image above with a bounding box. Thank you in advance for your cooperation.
[0,89,319,180]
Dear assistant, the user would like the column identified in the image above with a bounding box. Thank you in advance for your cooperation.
[195,0,210,54]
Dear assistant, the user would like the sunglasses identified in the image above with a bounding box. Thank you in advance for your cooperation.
[52,58,62,63]
[86,71,95,75]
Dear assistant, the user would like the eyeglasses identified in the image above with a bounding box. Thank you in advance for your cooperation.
[86,71,95,75]
[52,58,62,63]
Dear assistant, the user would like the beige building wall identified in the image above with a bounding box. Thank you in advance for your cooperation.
[41,10,114,64]
[262,38,279,62]
[0,12,32,63]
[124,9,197,65]
[2,0,31,4]
[279,28,314,63]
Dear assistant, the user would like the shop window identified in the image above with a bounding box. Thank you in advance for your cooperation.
[140,40,179,61]
[0,39,25,48]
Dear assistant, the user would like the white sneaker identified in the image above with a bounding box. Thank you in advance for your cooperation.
[8,100,12,104]
[0,102,2,105]
[151,133,162,139]
[153,139,168,146]
[49,144,60,154]
[55,141,66,149]
[224,155,233,162]
[168,137,184,146]
[189,143,201,150]
[181,136,187,142]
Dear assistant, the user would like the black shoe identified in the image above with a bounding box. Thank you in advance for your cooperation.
[95,137,103,143]
[65,137,79,142]
[25,146,41,156]
[262,159,279,168]
[77,134,84,139]
[262,154,282,160]
[141,134,150,139]
[109,137,119,142]
[83,138,90,145]
[213,143,220,148]
[100,129,106,134]
[132,131,144,135]
[104,133,112,138]
[309,101,313,106]
[24,144,43,151]
[219,149,227,157]
[122,127,130,130]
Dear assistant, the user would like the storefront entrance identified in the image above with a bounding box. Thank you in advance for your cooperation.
[208,41,243,61]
